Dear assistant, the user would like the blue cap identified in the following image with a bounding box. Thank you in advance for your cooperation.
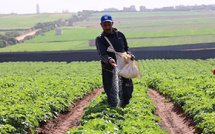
[101,14,113,23]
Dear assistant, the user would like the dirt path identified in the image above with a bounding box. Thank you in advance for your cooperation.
[148,88,198,134]
[15,29,40,41]
[37,88,103,134]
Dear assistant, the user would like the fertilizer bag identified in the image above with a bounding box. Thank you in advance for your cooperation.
[116,52,139,78]
[115,52,130,70]
[118,60,139,79]
[104,36,139,78]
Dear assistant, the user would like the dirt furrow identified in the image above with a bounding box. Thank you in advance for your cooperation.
[37,88,103,134]
[148,88,197,134]
[37,87,198,134]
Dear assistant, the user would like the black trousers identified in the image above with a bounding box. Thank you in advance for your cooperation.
[102,69,133,107]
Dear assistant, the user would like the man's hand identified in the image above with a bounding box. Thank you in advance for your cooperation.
[109,58,117,67]
[130,54,135,61]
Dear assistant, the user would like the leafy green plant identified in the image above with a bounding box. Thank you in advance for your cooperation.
[138,59,215,133]
[0,61,102,133]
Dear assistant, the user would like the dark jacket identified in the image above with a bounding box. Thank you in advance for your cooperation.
[96,28,131,71]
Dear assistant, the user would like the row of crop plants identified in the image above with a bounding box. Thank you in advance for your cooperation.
[0,62,102,134]
[66,82,167,134]
[138,59,215,134]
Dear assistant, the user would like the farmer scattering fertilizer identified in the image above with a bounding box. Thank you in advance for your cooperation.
[96,14,138,108]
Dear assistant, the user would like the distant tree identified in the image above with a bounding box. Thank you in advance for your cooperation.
[25,11,92,40]
[0,34,8,40]
[35,30,43,36]
[24,35,35,40]
[65,10,93,23]
[33,21,57,34]
[5,31,20,38]
[69,15,79,22]
[78,10,93,21]
[0,33,19,46]
[0,40,6,48]
[34,23,46,29]
[7,38,18,45]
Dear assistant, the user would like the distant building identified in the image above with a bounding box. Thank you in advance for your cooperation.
[36,4,40,14]
[62,9,69,13]
[55,29,63,35]
[123,5,136,12]
[161,6,175,11]
[89,40,95,46]
[103,8,119,12]
[139,6,147,11]
[174,4,215,11]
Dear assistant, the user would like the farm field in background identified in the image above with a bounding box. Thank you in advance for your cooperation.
[0,27,100,52]
[0,13,75,36]
[1,11,215,52]
[0,13,75,30]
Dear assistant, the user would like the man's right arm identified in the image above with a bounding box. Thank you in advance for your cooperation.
[95,36,113,64]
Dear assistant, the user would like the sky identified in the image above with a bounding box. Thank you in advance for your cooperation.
[0,0,215,14]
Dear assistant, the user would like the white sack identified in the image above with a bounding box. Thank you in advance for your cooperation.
[118,60,139,79]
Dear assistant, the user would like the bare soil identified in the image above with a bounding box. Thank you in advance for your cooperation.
[37,88,103,134]
[15,29,40,41]
[36,87,199,134]
[148,88,198,134]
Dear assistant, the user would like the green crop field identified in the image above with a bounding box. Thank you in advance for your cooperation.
[1,59,215,133]
[0,61,102,133]
[1,11,215,52]
[138,59,215,134]
[0,27,100,52]
[0,13,75,30]
[1,10,215,134]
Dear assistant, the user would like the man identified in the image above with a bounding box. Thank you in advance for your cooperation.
[95,14,135,108]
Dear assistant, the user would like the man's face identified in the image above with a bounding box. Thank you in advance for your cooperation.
[100,21,114,34]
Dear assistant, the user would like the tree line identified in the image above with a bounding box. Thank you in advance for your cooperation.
[0,10,93,49]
